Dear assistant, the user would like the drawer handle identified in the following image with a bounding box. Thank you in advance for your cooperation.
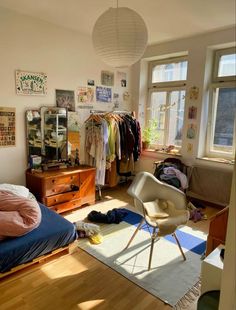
[54,199,58,203]
[52,179,55,183]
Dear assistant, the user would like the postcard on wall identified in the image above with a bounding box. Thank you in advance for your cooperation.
[77,87,94,104]
[15,70,47,95]
[96,86,112,103]
[188,106,197,119]
[187,124,197,139]
[189,86,199,100]
[0,107,16,147]
[101,71,114,86]
[117,71,127,87]
[87,79,95,86]
[56,89,75,111]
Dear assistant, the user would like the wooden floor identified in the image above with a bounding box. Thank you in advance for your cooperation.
[0,184,218,310]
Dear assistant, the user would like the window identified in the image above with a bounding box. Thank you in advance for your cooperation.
[207,47,236,158]
[147,57,187,149]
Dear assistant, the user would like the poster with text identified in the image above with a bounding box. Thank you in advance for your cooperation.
[0,107,16,147]
[15,70,47,95]
[96,86,112,103]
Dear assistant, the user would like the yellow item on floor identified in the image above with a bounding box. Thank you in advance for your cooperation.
[89,233,103,245]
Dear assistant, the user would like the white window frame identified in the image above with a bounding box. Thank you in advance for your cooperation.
[206,47,236,159]
[147,56,187,149]
[213,47,236,82]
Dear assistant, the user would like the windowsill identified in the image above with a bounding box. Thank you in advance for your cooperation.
[197,156,235,165]
[141,148,182,158]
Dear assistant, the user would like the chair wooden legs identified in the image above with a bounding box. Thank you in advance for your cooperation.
[148,227,157,270]
[123,218,145,250]
[172,232,186,261]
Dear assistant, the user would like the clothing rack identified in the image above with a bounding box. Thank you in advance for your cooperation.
[86,109,138,199]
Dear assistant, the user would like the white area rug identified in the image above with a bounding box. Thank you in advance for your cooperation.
[78,218,205,308]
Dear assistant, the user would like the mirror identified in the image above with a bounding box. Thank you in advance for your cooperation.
[26,107,68,164]
[26,110,42,157]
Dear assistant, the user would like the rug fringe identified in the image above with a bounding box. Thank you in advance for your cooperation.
[173,278,201,310]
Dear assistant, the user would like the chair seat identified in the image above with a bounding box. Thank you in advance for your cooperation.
[145,208,189,237]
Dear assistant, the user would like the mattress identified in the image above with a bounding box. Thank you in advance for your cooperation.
[0,202,77,273]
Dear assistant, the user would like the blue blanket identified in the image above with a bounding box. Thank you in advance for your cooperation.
[0,203,77,273]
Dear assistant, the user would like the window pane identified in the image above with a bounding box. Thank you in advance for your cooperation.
[152,61,187,83]
[213,88,236,152]
[150,92,167,145]
[218,54,236,77]
[167,91,186,146]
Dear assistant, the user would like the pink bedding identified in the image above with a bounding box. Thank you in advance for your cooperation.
[0,190,41,240]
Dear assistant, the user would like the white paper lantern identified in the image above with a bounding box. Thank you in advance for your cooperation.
[92,7,148,68]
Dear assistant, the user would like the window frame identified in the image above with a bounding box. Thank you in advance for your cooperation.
[147,56,188,149]
[206,47,236,159]
[213,47,236,82]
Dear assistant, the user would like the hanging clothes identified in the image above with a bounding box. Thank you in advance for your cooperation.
[83,111,141,186]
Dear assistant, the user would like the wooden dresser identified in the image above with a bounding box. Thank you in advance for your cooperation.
[26,165,96,213]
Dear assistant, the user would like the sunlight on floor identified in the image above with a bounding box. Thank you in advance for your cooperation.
[41,254,88,279]
[77,299,105,309]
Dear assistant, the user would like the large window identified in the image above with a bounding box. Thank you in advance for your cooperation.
[207,47,236,158]
[147,57,187,149]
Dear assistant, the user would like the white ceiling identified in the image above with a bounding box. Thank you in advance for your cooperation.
[0,0,235,44]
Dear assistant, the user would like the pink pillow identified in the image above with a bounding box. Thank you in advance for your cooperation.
[0,190,41,240]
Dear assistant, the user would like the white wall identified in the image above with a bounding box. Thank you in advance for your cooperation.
[131,27,235,170]
[0,7,131,185]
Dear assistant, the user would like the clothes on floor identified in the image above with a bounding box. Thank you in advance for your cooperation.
[87,208,128,224]
[74,220,100,236]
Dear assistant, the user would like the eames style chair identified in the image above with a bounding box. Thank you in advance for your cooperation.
[125,171,189,270]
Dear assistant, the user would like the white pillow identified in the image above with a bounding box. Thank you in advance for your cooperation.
[0,184,29,198]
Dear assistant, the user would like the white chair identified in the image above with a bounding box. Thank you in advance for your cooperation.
[125,171,189,270]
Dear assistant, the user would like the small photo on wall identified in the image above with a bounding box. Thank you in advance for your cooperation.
[56,89,75,111]
[187,124,197,139]
[87,79,95,86]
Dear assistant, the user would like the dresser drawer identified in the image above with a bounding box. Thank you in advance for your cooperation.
[44,174,80,196]
[49,198,81,213]
[45,190,80,207]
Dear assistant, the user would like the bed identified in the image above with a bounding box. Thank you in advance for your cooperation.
[0,202,77,276]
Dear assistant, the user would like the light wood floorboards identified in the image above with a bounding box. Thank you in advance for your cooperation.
[0,184,218,310]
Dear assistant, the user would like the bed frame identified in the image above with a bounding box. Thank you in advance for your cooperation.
[0,241,77,279]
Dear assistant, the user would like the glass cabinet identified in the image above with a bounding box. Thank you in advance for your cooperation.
[26,107,68,163]
[43,108,67,161]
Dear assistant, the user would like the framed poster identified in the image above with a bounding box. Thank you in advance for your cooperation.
[101,71,114,86]
[56,89,75,111]
[0,107,16,147]
[15,70,47,95]
[96,86,112,103]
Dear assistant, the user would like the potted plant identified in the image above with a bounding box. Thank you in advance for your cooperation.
[142,119,159,149]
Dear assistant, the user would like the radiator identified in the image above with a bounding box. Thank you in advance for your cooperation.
[186,165,233,207]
